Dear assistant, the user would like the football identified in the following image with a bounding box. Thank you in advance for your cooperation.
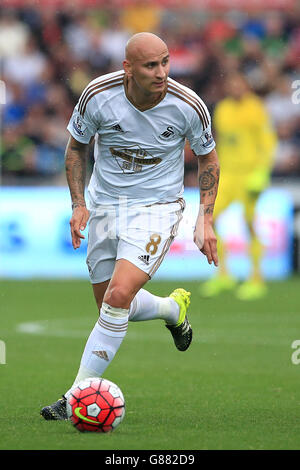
[66,377,125,433]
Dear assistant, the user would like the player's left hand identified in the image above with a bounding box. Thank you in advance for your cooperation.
[194,221,218,267]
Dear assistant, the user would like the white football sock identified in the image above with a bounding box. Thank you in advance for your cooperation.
[129,288,179,324]
[65,303,128,398]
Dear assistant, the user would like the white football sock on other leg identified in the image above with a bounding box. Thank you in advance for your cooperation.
[129,288,179,324]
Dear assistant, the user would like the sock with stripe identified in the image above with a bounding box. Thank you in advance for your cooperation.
[65,303,128,398]
[129,288,179,324]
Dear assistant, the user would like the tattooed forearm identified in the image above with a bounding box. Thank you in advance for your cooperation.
[199,164,217,191]
[197,149,220,220]
[65,137,88,206]
[204,203,215,215]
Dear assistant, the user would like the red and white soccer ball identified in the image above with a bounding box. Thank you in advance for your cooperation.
[67,377,125,433]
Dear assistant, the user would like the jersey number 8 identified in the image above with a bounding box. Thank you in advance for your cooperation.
[146,234,162,255]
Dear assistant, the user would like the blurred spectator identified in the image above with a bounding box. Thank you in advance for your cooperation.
[38,7,63,48]
[271,120,300,178]
[1,124,36,180]
[99,15,131,69]
[262,11,288,59]
[3,36,47,86]
[63,14,95,61]
[0,9,29,58]
[241,11,266,40]
[203,11,236,43]
[265,74,300,126]
[240,36,266,92]
[3,81,28,127]
[34,118,65,178]
[121,0,162,33]
[68,61,92,98]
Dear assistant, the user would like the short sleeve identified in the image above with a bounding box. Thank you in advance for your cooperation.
[185,100,216,156]
[67,100,98,144]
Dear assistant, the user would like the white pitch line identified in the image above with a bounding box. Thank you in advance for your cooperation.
[15,319,291,347]
[15,319,174,342]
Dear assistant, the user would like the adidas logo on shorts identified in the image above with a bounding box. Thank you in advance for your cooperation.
[138,254,150,266]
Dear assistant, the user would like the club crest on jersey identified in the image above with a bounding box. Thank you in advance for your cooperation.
[73,115,87,136]
[159,126,175,140]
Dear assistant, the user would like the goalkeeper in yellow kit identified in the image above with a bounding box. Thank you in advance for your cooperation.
[200,72,277,300]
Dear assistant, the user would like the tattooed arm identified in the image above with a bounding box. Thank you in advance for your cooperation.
[193,148,220,266]
[65,135,90,249]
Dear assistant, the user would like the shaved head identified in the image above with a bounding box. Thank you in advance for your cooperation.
[125,32,168,63]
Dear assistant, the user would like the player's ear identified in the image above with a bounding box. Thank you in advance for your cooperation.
[123,59,132,77]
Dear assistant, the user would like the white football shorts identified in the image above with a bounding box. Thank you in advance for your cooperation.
[86,199,185,283]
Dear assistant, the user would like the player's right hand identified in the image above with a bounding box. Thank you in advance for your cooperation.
[69,205,90,249]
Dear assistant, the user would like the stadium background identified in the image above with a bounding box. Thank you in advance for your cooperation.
[1,0,300,451]
[1,0,300,280]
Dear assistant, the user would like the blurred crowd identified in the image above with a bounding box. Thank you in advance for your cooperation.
[1,3,300,186]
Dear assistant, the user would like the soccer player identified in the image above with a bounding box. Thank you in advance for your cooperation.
[200,72,277,300]
[40,32,219,420]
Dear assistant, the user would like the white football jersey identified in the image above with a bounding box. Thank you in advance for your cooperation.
[67,70,215,207]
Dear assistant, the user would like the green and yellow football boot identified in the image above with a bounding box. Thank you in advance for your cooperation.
[166,288,192,352]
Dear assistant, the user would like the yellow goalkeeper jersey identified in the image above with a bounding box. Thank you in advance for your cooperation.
[213,93,277,175]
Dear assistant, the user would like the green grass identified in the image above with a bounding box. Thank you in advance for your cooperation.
[1,278,300,450]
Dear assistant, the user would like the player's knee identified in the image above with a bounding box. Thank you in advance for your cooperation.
[103,284,131,309]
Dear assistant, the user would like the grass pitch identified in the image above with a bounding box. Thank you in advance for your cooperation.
[1,278,300,450]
